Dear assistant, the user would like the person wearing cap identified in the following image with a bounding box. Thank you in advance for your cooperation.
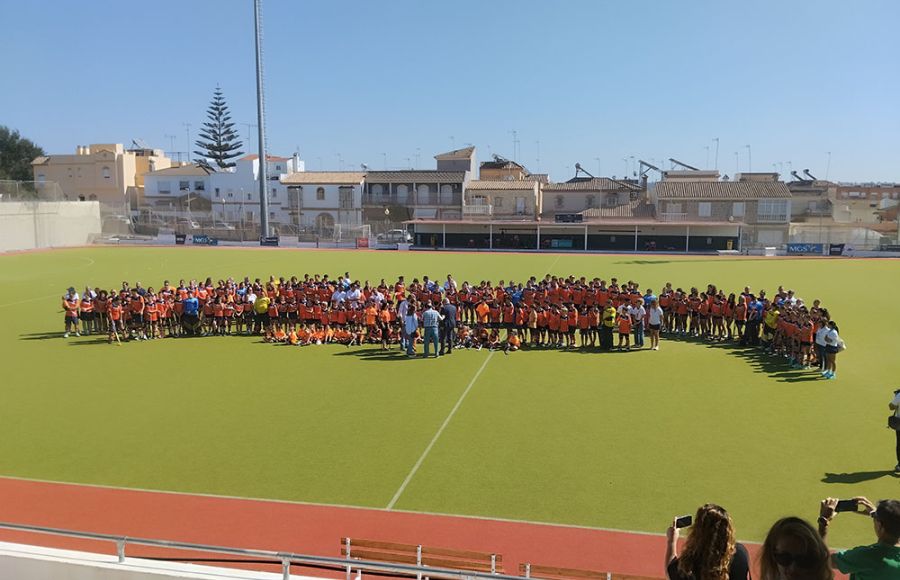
[818,497,900,578]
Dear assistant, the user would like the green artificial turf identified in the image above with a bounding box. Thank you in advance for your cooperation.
[0,247,898,547]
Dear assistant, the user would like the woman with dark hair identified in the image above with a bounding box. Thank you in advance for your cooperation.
[665,504,750,580]
[759,517,832,580]
[822,320,842,380]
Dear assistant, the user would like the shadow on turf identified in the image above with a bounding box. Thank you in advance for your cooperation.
[19,331,67,341]
[700,339,822,383]
[331,348,418,361]
[821,470,900,484]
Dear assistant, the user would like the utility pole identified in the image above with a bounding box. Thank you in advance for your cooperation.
[183,123,192,162]
[253,0,269,238]
[704,146,710,169]
[825,151,832,181]
[594,157,601,176]
[745,145,752,173]
[164,134,177,161]
[535,140,541,173]
[713,138,720,170]
[243,123,258,152]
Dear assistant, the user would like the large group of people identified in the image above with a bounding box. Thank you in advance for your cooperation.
[666,497,899,580]
[60,272,844,370]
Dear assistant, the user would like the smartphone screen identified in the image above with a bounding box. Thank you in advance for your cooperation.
[675,515,693,528]
[835,499,858,512]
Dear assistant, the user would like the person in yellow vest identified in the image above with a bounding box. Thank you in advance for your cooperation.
[600,300,617,350]
[253,294,270,335]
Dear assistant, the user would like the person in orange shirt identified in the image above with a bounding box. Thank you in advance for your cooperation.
[378,306,392,350]
[578,306,591,347]
[107,296,124,343]
[145,298,159,339]
[617,311,632,350]
[504,329,522,354]
[157,298,171,338]
[475,299,490,326]
[79,295,95,335]
[558,307,570,348]
[213,297,226,336]
[129,290,147,340]
[288,328,300,345]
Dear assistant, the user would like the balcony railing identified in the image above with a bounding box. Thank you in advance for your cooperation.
[462,204,493,218]
[658,212,687,222]
[363,193,462,207]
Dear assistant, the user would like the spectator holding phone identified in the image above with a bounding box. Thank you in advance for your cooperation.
[818,496,900,579]
[665,503,750,580]
[759,517,832,580]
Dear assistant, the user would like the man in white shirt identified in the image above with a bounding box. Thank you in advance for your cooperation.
[629,302,647,349]
[331,288,347,306]
[346,284,362,307]
[404,305,419,357]
[814,320,829,371]
[398,296,410,350]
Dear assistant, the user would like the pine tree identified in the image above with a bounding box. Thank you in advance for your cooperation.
[193,86,243,169]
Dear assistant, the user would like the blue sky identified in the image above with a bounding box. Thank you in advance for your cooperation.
[2,0,898,182]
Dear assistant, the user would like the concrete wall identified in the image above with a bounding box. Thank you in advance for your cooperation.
[0,201,101,252]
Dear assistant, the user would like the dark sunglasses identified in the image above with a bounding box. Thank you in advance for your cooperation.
[773,551,818,569]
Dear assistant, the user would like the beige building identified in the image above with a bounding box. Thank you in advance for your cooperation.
[32,144,173,207]
[463,180,541,220]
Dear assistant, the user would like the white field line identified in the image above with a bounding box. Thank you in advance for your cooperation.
[386,352,495,510]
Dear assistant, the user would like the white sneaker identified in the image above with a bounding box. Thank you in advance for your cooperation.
[652,346,659,350]
[63,332,69,338]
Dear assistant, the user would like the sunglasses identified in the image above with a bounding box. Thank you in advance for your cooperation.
[773,551,818,569]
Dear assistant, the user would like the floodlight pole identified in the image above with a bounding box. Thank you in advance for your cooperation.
[254,0,270,239]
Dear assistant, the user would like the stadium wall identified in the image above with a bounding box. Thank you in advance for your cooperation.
[0,201,101,252]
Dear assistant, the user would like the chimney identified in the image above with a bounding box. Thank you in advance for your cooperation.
[292,152,301,173]
[76,145,83,155]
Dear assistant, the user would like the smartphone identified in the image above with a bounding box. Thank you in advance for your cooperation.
[835,499,858,513]
[675,515,693,528]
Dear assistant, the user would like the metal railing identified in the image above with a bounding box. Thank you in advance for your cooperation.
[657,212,687,222]
[0,521,527,580]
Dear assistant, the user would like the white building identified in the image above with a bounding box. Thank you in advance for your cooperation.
[280,172,365,235]
[142,153,305,225]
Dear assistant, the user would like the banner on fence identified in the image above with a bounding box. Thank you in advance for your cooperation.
[786,243,824,255]
[260,235,280,247]
[828,243,846,256]
[191,234,218,246]
[550,239,574,249]
[174,234,186,245]
[356,237,369,248]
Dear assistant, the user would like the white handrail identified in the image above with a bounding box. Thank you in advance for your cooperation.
[0,521,520,580]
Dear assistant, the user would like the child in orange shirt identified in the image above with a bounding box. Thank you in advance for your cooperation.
[504,329,522,355]
[617,313,632,350]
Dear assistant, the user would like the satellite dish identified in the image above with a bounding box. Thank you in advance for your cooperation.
[575,163,582,171]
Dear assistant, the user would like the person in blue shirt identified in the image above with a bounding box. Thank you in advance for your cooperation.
[181,295,200,336]
[643,289,657,307]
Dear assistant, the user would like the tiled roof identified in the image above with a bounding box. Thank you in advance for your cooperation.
[240,154,290,162]
[480,159,525,170]
[281,172,365,185]
[465,180,539,191]
[544,177,641,192]
[530,173,550,183]
[434,146,475,160]
[365,171,466,183]
[654,181,791,199]
[581,199,656,219]
[146,164,214,176]
[31,156,50,165]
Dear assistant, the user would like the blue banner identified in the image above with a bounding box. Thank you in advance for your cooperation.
[787,243,824,255]
[191,235,218,246]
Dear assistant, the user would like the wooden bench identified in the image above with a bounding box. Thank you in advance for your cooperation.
[519,563,662,580]
[341,537,502,575]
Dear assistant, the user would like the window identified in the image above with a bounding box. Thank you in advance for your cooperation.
[271,188,277,198]
[605,194,617,207]
[102,166,111,179]
[37,173,45,183]
[215,188,220,195]
[194,181,205,191]
[397,184,409,197]
[556,195,564,208]
[158,181,171,194]
[179,181,190,191]
[586,195,596,208]
[371,184,384,196]
[698,202,712,217]
[339,187,354,209]
[732,202,745,217]
[495,197,503,208]
[227,192,233,198]
[316,187,325,201]
[269,212,275,219]
[757,199,789,222]
[275,165,282,171]
[247,193,252,200]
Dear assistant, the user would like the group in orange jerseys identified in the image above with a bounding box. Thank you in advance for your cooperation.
[59,275,835,369]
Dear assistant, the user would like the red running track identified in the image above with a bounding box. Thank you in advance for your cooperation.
[0,477,759,578]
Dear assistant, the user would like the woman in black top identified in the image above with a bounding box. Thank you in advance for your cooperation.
[665,504,751,580]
